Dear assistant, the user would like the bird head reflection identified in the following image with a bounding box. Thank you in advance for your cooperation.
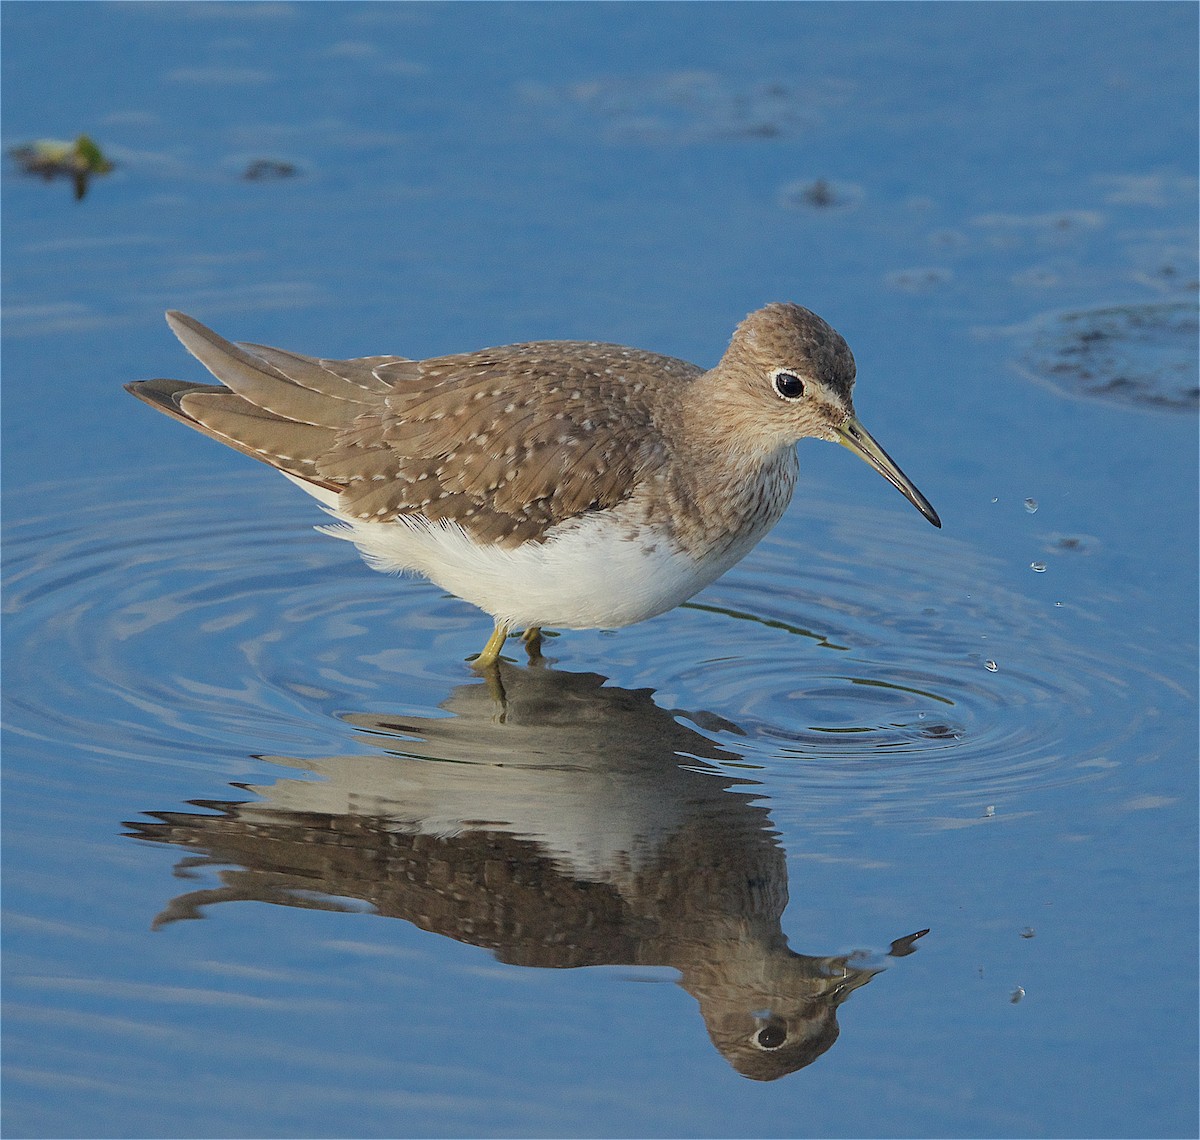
[126,661,926,1080]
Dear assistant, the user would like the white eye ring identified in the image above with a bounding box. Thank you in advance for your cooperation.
[772,369,806,400]
[753,1023,788,1050]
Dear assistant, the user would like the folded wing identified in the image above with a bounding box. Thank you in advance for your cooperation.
[127,312,697,546]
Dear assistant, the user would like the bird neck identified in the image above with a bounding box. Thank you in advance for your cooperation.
[678,367,791,469]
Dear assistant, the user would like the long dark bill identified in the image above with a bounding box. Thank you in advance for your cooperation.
[836,416,941,528]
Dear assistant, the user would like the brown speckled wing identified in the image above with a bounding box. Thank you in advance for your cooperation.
[131,314,703,547]
[323,343,701,545]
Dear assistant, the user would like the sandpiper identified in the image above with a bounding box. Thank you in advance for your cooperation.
[126,304,939,666]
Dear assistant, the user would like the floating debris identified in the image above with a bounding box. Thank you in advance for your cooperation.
[243,159,300,181]
[1020,303,1199,412]
[780,177,863,211]
[9,133,114,200]
[985,660,998,672]
[982,805,996,818]
[799,178,836,207]
[1024,498,1039,514]
[1020,927,1036,939]
[1010,985,1026,1004]
[1031,561,1047,573]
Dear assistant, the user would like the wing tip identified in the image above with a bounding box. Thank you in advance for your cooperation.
[124,377,227,424]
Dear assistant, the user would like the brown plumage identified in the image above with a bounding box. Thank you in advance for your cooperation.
[129,312,704,547]
[127,305,938,664]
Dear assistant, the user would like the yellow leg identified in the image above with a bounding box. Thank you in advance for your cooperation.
[521,626,543,661]
[473,622,511,669]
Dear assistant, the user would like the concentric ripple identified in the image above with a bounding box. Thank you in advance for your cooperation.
[2,469,481,772]
[631,496,1171,829]
[4,470,1168,831]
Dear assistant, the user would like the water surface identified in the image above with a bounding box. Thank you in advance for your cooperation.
[3,3,1197,1137]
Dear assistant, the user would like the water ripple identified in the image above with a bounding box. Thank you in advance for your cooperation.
[3,471,469,769]
[4,472,1158,828]
[641,502,1163,828]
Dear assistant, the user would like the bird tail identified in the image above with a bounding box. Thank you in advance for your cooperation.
[125,311,391,493]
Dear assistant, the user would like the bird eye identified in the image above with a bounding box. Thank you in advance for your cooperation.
[773,371,806,400]
[754,1023,788,1050]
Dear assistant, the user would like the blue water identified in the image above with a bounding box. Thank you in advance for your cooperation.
[3,3,1197,1137]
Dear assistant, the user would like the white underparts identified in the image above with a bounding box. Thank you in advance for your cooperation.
[280,472,771,630]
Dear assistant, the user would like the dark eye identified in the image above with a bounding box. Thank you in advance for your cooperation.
[773,371,806,400]
[755,1023,788,1050]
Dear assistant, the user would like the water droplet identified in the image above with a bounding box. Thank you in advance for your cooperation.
[1024,498,1038,513]
[985,660,998,672]
[1010,986,1026,1004]
[1031,561,1047,573]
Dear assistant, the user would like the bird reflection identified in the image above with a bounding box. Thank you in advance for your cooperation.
[125,661,926,1081]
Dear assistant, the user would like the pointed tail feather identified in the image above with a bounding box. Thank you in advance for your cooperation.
[164,311,371,428]
[124,377,342,491]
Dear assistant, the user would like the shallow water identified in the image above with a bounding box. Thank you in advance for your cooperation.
[3,3,1197,1138]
